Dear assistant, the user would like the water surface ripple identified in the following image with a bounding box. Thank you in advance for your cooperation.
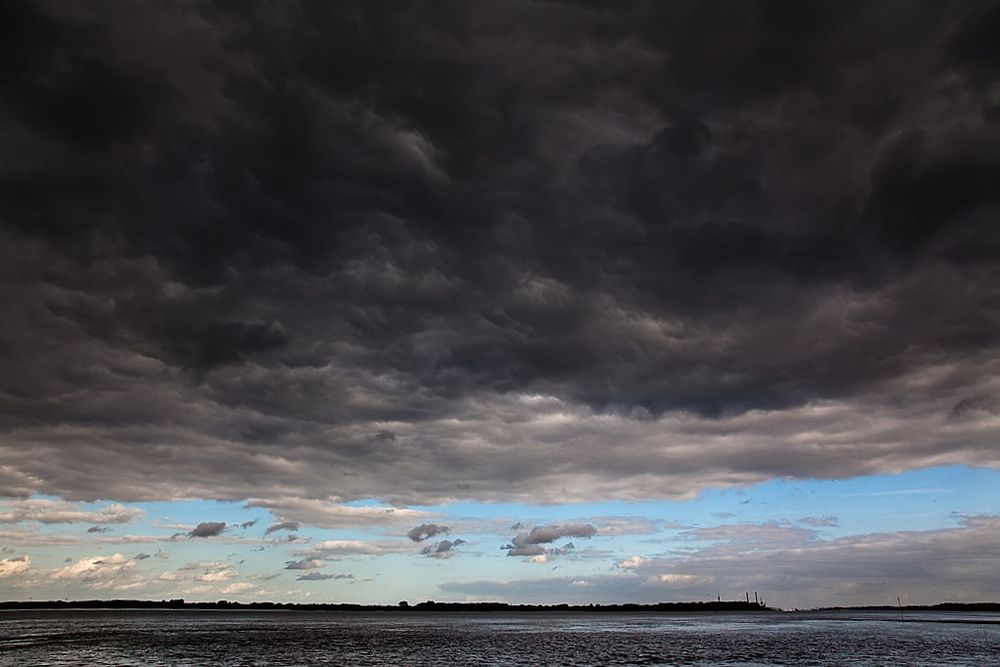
[1,610,998,666]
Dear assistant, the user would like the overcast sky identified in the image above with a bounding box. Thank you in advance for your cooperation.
[2,0,1000,608]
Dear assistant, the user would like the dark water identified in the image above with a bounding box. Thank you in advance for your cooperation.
[1,610,998,666]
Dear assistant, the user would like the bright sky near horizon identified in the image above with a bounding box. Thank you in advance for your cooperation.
[2,1,1000,608]
[4,466,999,608]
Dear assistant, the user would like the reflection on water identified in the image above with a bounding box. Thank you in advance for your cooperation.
[1,610,998,666]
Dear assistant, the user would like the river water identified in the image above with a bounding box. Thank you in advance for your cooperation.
[1,609,997,665]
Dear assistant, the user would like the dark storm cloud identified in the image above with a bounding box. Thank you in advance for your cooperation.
[407,523,450,542]
[1,1,999,505]
[188,522,226,538]
[179,321,289,382]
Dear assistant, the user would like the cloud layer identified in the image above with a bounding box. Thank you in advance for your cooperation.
[445,515,1000,608]
[0,1,998,509]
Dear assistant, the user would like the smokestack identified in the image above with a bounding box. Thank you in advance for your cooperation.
[755,592,759,605]
[746,592,749,603]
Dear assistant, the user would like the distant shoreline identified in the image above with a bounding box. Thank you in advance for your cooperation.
[1,599,767,612]
[3,599,1000,613]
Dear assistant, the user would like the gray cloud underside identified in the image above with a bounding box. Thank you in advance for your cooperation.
[407,523,450,542]
[1,2,999,504]
[264,521,299,535]
[187,522,226,538]
[504,523,596,558]
[421,538,465,558]
[293,540,413,560]
[284,558,323,571]
[247,498,431,528]
[443,516,1000,608]
[0,526,192,548]
[0,500,142,525]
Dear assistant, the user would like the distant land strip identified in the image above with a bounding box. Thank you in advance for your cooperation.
[1,599,765,612]
[2,600,1000,613]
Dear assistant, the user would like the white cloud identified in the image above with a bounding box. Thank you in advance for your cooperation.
[160,560,239,583]
[284,558,324,570]
[624,516,1000,607]
[441,515,1000,607]
[247,497,431,529]
[0,500,143,525]
[0,555,31,578]
[222,582,255,595]
[616,555,652,569]
[52,553,136,583]
[296,540,410,560]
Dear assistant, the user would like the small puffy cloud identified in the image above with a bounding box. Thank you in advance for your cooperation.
[296,540,394,559]
[238,520,258,530]
[183,585,215,595]
[594,517,664,535]
[684,521,817,548]
[520,524,597,545]
[52,553,135,582]
[296,572,354,581]
[178,561,229,571]
[87,526,112,533]
[616,555,652,569]
[246,498,430,529]
[407,523,450,542]
[799,516,840,527]
[0,500,142,525]
[188,522,226,538]
[265,521,300,535]
[653,574,710,586]
[160,560,237,583]
[222,582,255,595]
[503,523,596,559]
[0,555,31,578]
[421,538,465,558]
[455,515,1000,608]
[284,558,324,570]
